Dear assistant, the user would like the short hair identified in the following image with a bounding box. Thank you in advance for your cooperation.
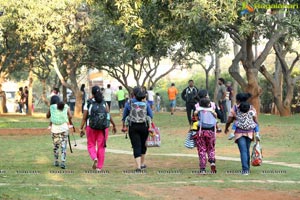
[198,89,208,99]
[171,83,175,86]
[50,95,60,105]
[218,78,225,84]
[107,84,111,88]
[188,80,194,83]
[236,93,252,102]
[119,86,122,90]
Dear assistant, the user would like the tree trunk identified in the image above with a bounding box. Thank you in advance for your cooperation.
[41,79,50,106]
[27,69,33,116]
[213,53,220,102]
[232,42,240,106]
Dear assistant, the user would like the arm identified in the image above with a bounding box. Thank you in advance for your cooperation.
[106,104,116,134]
[146,103,153,119]
[79,110,88,137]
[224,116,234,134]
[67,108,75,132]
[181,88,186,101]
[46,109,50,118]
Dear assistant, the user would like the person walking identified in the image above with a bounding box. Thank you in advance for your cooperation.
[147,87,155,111]
[168,83,178,115]
[216,78,227,123]
[46,95,75,169]
[224,93,260,175]
[103,84,112,110]
[194,94,218,174]
[80,84,86,113]
[16,87,24,113]
[225,81,234,115]
[79,86,117,171]
[24,86,29,113]
[155,93,161,112]
[122,87,153,171]
[181,80,198,125]
[116,86,126,114]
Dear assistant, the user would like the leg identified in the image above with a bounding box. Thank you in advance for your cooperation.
[86,127,98,163]
[129,124,142,169]
[221,100,227,123]
[52,132,60,165]
[140,125,149,167]
[60,131,68,169]
[186,103,193,125]
[206,131,216,172]
[96,128,109,170]
[196,132,207,170]
[237,136,251,173]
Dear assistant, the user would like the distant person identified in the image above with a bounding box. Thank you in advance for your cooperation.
[46,95,75,169]
[216,78,227,123]
[24,86,29,113]
[155,93,161,112]
[79,86,116,171]
[116,86,126,114]
[80,84,86,113]
[225,81,234,115]
[167,83,178,115]
[16,87,24,113]
[181,80,198,125]
[103,84,112,110]
[147,87,155,110]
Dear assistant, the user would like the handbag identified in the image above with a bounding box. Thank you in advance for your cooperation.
[146,122,161,147]
[184,131,197,149]
[251,142,262,166]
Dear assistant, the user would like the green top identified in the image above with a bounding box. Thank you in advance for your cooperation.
[116,89,125,101]
[50,104,69,125]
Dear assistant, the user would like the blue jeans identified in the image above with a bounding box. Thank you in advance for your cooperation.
[237,136,251,172]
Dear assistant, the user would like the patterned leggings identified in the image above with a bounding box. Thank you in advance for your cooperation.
[196,130,216,169]
[52,132,68,162]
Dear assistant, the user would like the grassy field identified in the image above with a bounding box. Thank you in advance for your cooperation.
[0,112,300,199]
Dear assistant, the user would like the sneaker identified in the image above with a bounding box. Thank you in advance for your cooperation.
[135,168,142,173]
[92,159,98,170]
[199,168,206,174]
[216,128,222,133]
[141,165,147,169]
[54,161,59,167]
[210,163,217,173]
[60,162,66,169]
[242,170,249,175]
[228,133,235,140]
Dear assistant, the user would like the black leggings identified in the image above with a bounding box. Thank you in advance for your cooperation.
[129,123,149,158]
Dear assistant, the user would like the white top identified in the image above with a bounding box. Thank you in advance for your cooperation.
[147,90,155,101]
[103,88,112,101]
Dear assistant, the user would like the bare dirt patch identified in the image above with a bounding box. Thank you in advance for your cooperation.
[125,184,300,200]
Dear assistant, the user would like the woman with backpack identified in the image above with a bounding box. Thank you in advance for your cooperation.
[122,86,153,172]
[224,93,260,175]
[79,86,117,171]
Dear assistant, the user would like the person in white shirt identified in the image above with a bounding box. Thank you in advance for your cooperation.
[147,87,155,110]
[103,84,112,110]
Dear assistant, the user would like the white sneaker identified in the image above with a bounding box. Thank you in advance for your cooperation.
[228,133,235,140]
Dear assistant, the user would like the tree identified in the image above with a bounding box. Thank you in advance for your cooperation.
[173,0,299,113]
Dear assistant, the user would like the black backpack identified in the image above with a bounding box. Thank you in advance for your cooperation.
[88,100,109,130]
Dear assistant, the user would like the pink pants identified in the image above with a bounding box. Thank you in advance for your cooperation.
[86,126,109,169]
[196,130,216,169]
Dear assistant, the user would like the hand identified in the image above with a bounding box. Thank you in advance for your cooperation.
[255,132,260,141]
[121,126,128,133]
[80,130,85,137]
[224,129,229,134]
[112,126,117,134]
[73,127,76,133]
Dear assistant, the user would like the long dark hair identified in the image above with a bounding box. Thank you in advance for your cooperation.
[236,93,252,103]
[92,86,103,103]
